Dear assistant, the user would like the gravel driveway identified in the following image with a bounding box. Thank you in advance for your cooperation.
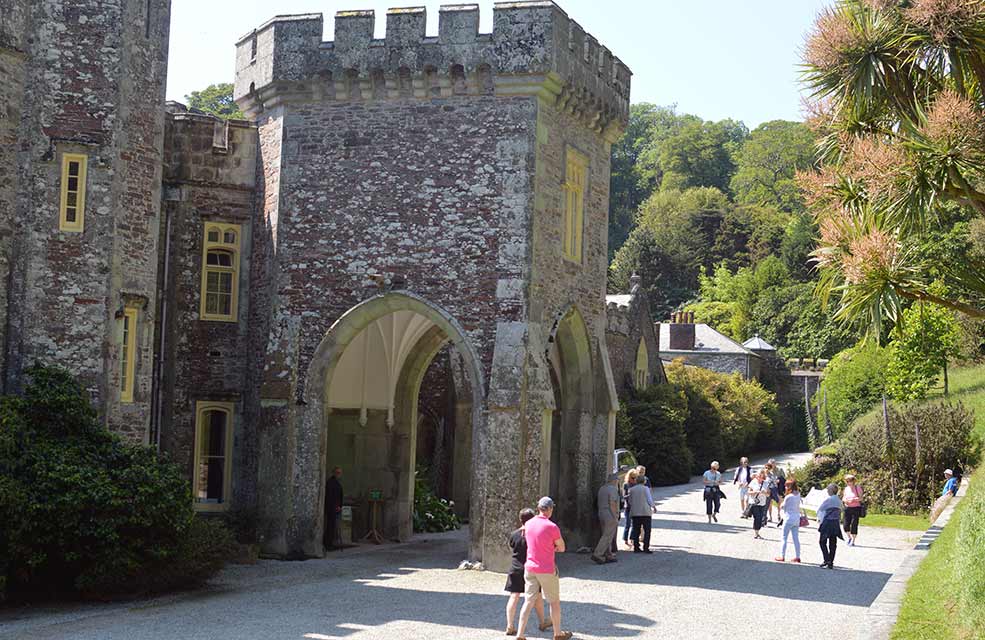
[0,453,918,640]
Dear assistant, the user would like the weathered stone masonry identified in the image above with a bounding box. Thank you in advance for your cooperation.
[233,2,630,569]
[1,0,172,443]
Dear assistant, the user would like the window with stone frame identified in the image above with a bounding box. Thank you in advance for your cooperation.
[59,153,88,232]
[563,147,588,263]
[200,223,241,321]
[634,337,650,390]
[193,402,234,511]
[120,306,138,402]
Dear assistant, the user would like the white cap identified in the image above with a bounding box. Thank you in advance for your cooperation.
[945,468,954,476]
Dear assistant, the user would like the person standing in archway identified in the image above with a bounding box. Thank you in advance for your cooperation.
[323,466,344,551]
[591,473,621,564]
[516,497,573,640]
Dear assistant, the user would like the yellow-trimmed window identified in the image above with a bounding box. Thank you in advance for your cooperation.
[120,307,138,402]
[200,223,241,321]
[59,153,88,232]
[634,337,649,390]
[193,401,234,511]
[563,147,587,262]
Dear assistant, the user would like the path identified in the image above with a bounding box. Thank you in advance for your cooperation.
[0,453,918,640]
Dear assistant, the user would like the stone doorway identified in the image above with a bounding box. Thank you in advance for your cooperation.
[546,306,596,545]
[308,293,484,554]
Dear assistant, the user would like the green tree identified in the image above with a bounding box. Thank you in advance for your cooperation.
[731,120,815,212]
[658,119,748,193]
[886,301,961,400]
[609,104,692,256]
[817,341,890,436]
[801,0,985,327]
[780,212,819,281]
[185,83,245,120]
[616,384,693,486]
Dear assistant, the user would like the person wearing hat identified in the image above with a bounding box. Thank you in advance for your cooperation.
[942,469,959,497]
[592,473,621,564]
[516,497,573,640]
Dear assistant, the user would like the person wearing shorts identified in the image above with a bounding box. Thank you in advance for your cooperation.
[505,508,548,636]
[516,497,573,640]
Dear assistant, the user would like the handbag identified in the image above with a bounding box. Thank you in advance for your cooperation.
[799,515,809,528]
[742,503,754,518]
[860,502,868,518]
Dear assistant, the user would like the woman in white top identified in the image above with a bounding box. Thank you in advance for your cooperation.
[775,479,805,563]
[702,461,723,523]
[748,468,770,539]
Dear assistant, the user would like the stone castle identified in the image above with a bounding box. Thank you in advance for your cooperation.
[0,1,659,571]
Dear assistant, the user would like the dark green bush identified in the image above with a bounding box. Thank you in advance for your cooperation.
[616,384,693,486]
[412,471,460,533]
[788,454,841,492]
[0,365,233,600]
[817,341,889,436]
[838,402,978,513]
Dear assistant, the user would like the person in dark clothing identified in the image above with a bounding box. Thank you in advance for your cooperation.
[505,508,548,636]
[323,466,344,551]
[817,483,845,569]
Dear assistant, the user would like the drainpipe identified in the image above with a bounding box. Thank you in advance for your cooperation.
[152,202,173,450]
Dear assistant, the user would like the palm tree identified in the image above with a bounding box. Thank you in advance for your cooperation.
[800,0,985,331]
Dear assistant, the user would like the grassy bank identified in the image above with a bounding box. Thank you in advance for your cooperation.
[851,364,985,441]
[891,473,983,640]
[890,364,985,640]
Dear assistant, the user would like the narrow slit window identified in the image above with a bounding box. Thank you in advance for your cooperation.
[193,402,234,511]
[634,337,649,390]
[563,148,587,263]
[59,153,88,232]
[200,223,241,321]
[120,307,138,402]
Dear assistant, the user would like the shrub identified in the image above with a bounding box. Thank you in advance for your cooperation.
[665,360,777,470]
[788,454,841,492]
[839,402,978,513]
[0,365,233,600]
[955,477,985,630]
[412,471,460,533]
[616,384,693,486]
[817,341,890,436]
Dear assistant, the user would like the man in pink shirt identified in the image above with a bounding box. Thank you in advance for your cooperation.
[515,497,572,640]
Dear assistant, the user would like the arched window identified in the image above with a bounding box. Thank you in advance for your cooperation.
[200,223,241,321]
[634,337,649,390]
[193,402,234,511]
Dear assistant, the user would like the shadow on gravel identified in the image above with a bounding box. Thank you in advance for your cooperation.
[558,548,891,607]
[646,518,747,534]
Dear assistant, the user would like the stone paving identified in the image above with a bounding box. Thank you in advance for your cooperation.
[0,453,919,640]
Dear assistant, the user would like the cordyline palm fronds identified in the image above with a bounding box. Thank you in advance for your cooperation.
[801,0,985,332]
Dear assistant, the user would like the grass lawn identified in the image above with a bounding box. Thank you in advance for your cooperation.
[891,472,982,640]
[851,363,985,441]
[801,509,929,531]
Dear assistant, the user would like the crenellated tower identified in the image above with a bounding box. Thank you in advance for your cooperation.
[229,1,630,571]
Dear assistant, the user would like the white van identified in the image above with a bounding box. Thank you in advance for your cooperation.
[613,448,638,474]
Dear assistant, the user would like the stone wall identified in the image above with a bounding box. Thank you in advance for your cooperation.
[158,104,258,508]
[3,0,172,443]
[234,3,629,569]
[0,0,29,390]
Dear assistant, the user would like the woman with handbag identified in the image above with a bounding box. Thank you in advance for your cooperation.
[775,480,805,563]
[748,468,770,539]
[816,483,845,569]
[702,461,723,523]
[842,474,864,547]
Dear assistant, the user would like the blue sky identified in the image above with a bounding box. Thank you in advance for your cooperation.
[166,0,832,128]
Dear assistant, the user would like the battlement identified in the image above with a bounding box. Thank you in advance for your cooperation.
[163,102,257,189]
[233,2,630,139]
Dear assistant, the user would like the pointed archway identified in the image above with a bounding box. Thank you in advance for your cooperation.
[299,292,486,558]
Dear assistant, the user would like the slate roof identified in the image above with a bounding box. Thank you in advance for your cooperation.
[658,323,757,356]
[742,335,777,351]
